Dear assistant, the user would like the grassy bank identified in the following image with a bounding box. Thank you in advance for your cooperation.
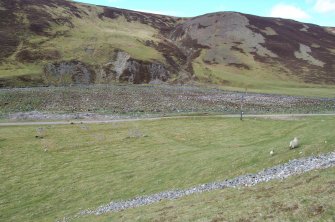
[0,116,334,221]
[85,167,335,221]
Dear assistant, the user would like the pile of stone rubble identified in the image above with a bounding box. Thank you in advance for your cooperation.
[80,151,335,216]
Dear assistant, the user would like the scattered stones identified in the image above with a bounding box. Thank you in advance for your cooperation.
[35,127,46,139]
[79,151,335,216]
[1,85,334,119]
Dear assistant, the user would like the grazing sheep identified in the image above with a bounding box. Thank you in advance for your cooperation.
[270,150,274,156]
[289,137,299,149]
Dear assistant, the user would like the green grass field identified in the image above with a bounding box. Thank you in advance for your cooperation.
[0,116,334,221]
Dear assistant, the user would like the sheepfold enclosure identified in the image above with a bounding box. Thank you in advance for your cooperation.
[0,116,334,221]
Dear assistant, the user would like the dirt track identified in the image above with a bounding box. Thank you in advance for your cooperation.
[0,113,334,127]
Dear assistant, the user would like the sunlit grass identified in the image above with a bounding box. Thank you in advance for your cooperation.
[0,116,334,221]
[193,61,335,97]
[87,167,335,222]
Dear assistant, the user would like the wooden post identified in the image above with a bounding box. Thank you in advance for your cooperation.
[240,88,247,121]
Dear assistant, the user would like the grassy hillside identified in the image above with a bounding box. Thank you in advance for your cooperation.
[0,0,335,96]
[193,60,335,97]
[1,116,334,221]
[0,2,168,86]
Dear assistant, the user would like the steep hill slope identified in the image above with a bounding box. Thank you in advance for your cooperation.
[172,13,335,85]
[0,0,335,92]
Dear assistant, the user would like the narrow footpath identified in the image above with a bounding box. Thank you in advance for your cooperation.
[1,113,335,127]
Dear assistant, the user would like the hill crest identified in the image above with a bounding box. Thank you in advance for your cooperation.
[0,0,334,89]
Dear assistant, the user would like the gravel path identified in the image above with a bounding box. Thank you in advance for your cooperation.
[1,113,335,127]
[79,151,335,216]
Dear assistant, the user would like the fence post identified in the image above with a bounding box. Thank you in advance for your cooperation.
[240,88,247,121]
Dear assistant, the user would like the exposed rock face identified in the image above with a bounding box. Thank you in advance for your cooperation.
[44,52,170,85]
[102,51,170,84]
[44,61,95,85]
[113,51,131,79]
[120,60,169,83]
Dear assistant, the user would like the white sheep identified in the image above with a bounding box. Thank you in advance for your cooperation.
[289,137,299,149]
[270,150,274,156]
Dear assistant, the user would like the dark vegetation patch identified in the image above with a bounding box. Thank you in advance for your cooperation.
[308,205,325,217]
[203,58,219,65]
[231,46,245,54]
[246,14,335,84]
[16,49,61,62]
[228,63,250,70]
[16,0,82,17]
[144,40,187,72]
[99,7,178,35]
[0,0,80,62]
[169,26,211,50]
[271,201,299,213]
[178,35,210,49]
[305,175,320,183]
[23,2,78,36]
[27,8,53,36]
[198,24,209,29]
[0,0,22,60]
[0,75,45,88]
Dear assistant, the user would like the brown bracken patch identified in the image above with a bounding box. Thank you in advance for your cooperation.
[308,205,325,217]
[228,63,250,70]
[305,175,320,183]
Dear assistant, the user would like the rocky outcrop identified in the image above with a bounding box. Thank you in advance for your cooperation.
[102,51,170,84]
[44,61,95,85]
[44,52,170,85]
